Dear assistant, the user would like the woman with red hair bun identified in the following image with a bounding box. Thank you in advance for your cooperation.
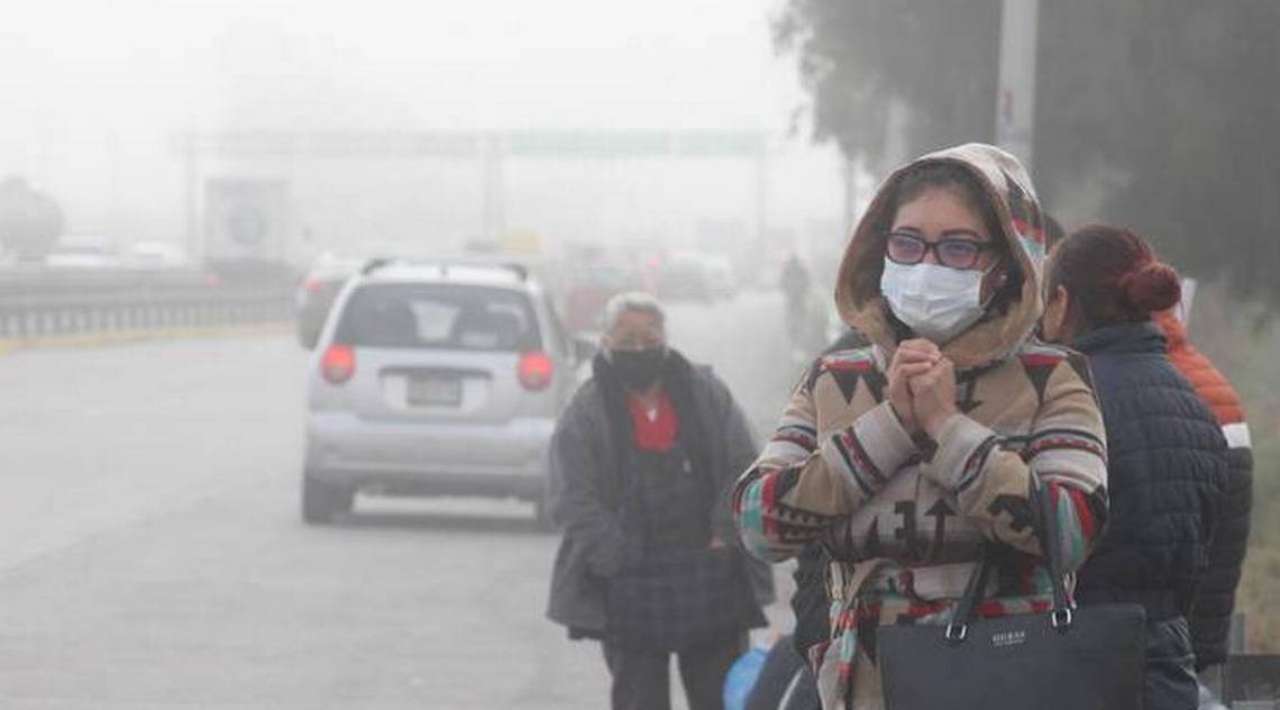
[1041,225,1230,710]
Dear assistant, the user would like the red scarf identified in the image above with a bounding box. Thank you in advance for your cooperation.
[626,390,680,452]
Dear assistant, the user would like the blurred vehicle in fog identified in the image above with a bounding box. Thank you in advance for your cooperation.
[302,258,593,525]
[655,251,735,303]
[563,262,644,334]
[295,254,363,349]
[704,254,737,300]
[0,176,63,262]
[43,237,122,269]
[125,241,190,269]
[47,238,193,271]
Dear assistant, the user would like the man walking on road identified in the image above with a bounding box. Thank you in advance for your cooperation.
[545,292,774,710]
[779,253,811,341]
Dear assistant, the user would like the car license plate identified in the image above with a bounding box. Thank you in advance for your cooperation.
[407,376,462,407]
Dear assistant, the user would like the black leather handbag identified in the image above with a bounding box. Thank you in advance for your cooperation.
[877,486,1147,710]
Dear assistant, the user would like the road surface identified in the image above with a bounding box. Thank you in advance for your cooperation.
[0,290,808,708]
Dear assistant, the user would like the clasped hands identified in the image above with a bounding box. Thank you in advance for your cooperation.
[887,338,959,439]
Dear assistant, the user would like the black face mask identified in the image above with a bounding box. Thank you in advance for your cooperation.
[610,348,666,390]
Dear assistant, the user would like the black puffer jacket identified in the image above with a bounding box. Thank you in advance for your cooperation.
[1157,311,1253,669]
[1073,323,1229,709]
[1189,442,1251,669]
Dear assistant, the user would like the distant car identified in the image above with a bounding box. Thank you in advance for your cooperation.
[295,256,363,349]
[563,263,643,333]
[126,241,190,269]
[43,238,122,269]
[655,253,715,302]
[655,252,739,303]
[302,258,591,525]
[703,255,737,300]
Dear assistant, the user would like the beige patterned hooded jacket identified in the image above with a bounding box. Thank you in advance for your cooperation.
[733,144,1109,708]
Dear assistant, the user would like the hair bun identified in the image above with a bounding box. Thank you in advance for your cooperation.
[1120,261,1181,315]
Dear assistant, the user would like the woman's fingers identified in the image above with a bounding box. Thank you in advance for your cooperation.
[908,359,954,392]
[894,340,942,366]
[899,338,942,358]
[888,343,946,438]
[895,350,937,366]
[893,362,934,379]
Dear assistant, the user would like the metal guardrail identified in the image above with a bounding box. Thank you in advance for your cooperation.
[1223,655,1280,709]
[1210,614,1280,708]
[0,290,291,338]
[0,267,293,339]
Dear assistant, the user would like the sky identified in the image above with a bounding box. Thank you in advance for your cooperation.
[0,0,842,254]
[3,0,813,131]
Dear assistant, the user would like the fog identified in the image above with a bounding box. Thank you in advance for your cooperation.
[0,0,844,259]
[2,2,1277,707]
[0,4,842,707]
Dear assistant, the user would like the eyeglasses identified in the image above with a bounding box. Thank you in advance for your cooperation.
[886,231,992,270]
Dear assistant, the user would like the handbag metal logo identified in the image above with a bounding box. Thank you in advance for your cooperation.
[991,630,1027,648]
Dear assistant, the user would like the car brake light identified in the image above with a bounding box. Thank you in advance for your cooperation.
[321,344,355,384]
[518,351,554,391]
[303,277,324,293]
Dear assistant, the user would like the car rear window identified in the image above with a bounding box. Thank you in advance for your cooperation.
[334,283,541,351]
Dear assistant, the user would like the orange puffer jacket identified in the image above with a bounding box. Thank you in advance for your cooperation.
[1156,312,1247,435]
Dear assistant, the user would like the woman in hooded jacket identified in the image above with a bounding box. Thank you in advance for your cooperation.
[1041,225,1229,710]
[732,143,1109,709]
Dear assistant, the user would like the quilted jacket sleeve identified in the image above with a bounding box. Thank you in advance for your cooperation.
[1190,438,1253,669]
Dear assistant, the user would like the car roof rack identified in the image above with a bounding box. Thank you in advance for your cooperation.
[360,257,396,275]
[360,257,528,281]
[499,262,529,281]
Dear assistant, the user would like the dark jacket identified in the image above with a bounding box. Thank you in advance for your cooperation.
[545,350,774,637]
[1190,441,1251,669]
[1072,322,1229,709]
[1155,311,1253,670]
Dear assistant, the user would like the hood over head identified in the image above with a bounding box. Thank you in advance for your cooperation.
[835,143,1048,369]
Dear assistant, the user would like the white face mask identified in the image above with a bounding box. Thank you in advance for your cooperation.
[880,259,989,343]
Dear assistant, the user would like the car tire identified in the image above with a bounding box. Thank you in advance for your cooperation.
[302,475,355,525]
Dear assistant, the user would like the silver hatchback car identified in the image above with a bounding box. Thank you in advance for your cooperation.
[302,259,588,524]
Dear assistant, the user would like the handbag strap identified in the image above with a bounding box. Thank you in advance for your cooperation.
[945,546,995,641]
[1034,476,1075,628]
[946,475,1075,641]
